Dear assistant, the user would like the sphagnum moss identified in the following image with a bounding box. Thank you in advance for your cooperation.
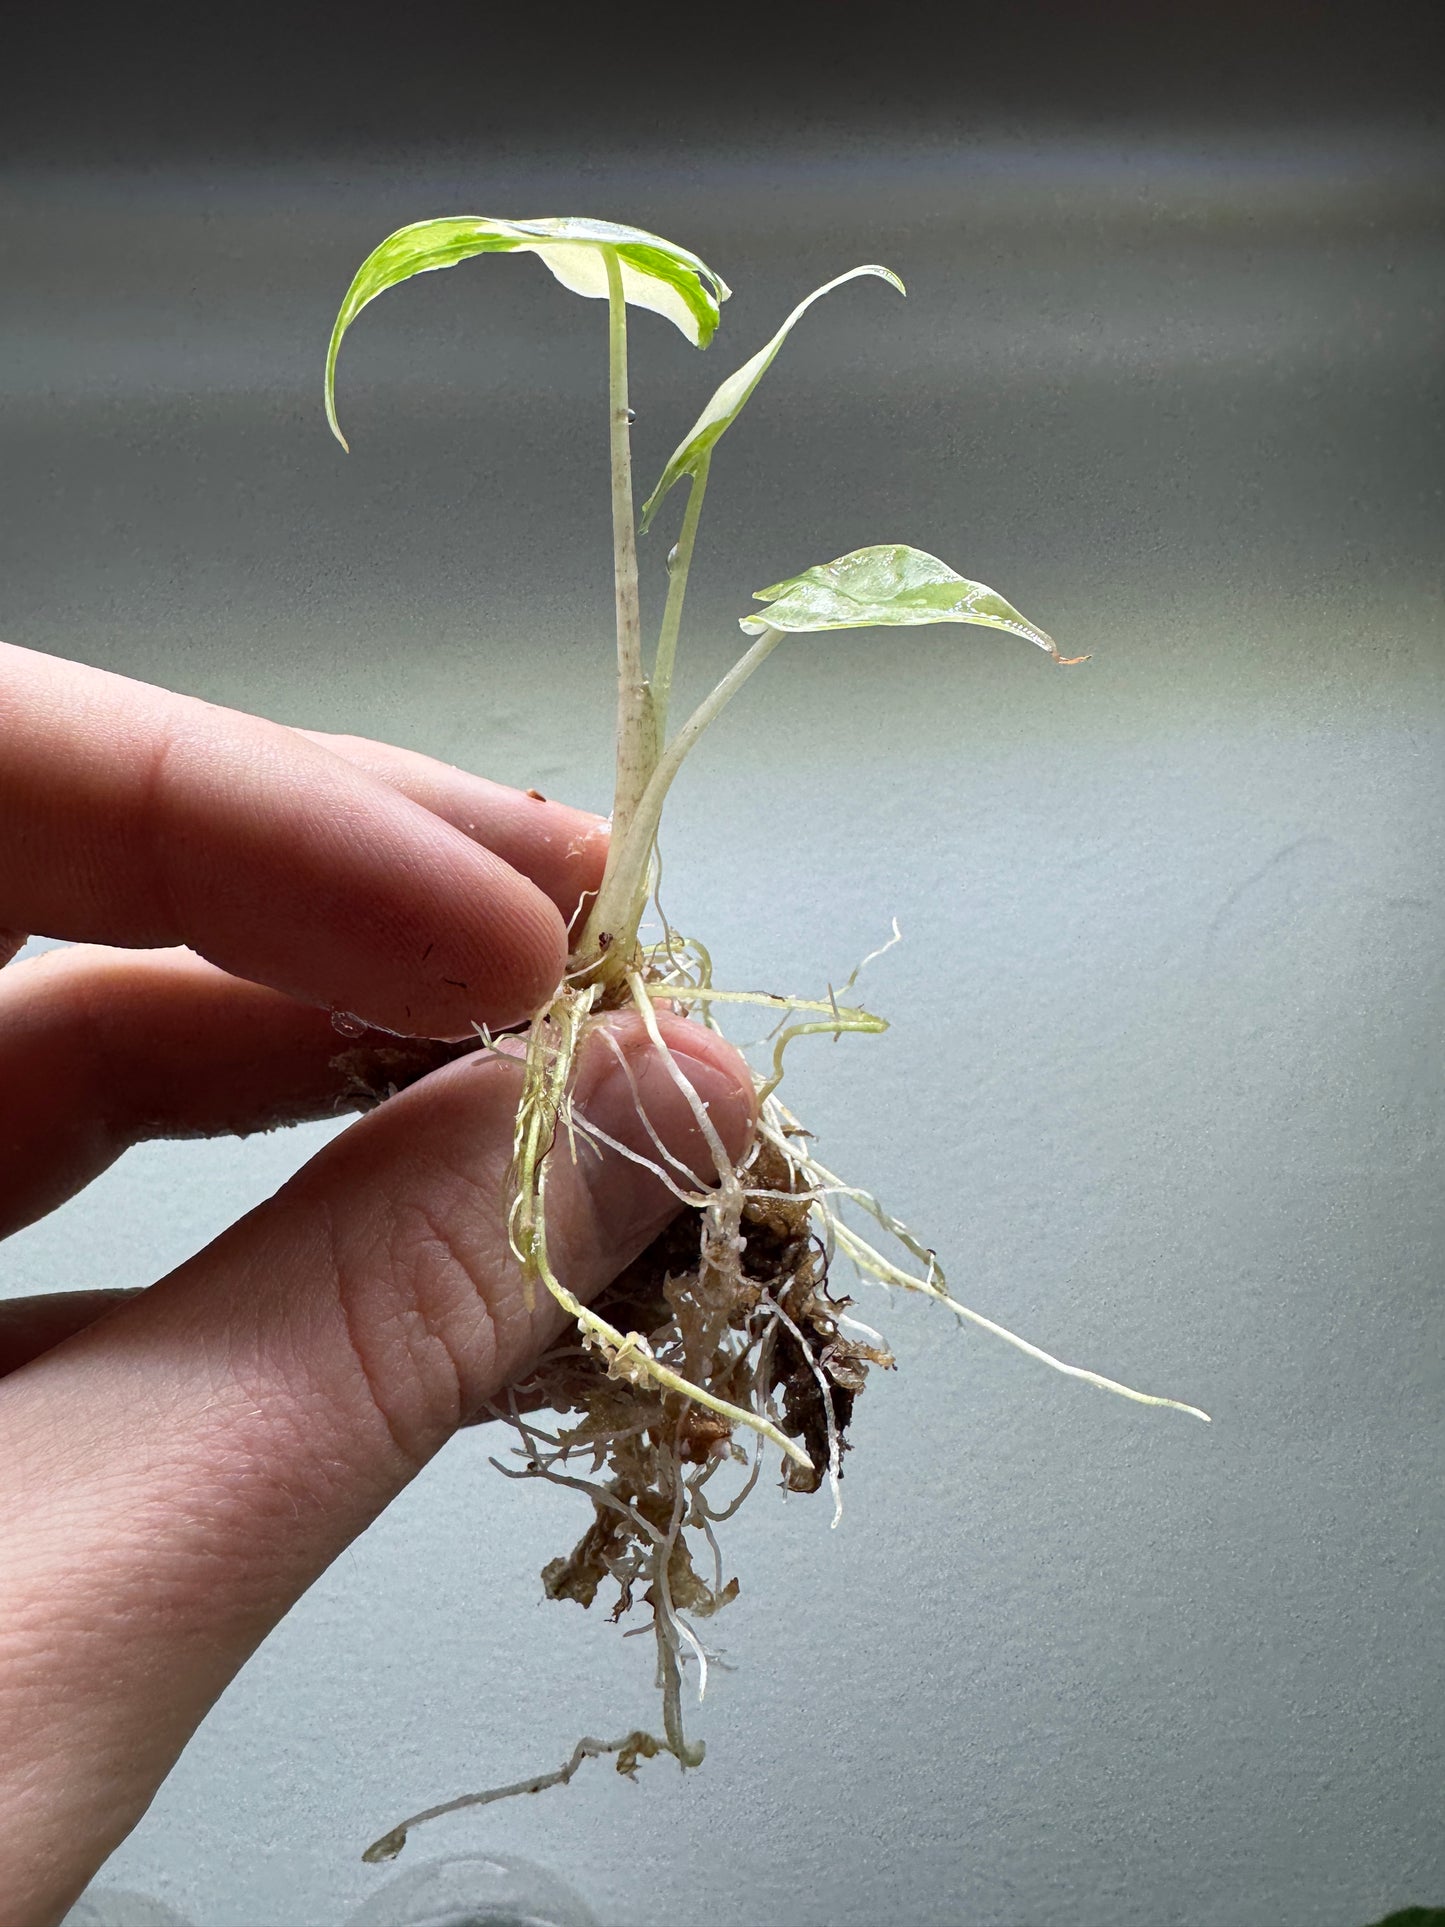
[323,214,1208,1865]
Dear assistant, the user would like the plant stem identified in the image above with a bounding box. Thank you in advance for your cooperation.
[602,248,655,855]
[580,624,786,970]
[650,454,711,742]
[573,250,659,982]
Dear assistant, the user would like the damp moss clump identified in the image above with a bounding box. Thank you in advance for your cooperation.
[321,215,1207,1866]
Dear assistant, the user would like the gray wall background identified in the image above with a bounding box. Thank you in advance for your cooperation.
[2,90,1441,1927]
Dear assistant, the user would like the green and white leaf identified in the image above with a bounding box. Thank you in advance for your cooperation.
[639,264,903,532]
[740,544,1080,660]
[326,215,730,448]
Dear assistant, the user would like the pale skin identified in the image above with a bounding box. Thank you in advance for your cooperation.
[0,640,756,1926]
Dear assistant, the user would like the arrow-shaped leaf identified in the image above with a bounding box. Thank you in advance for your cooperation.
[326,215,730,449]
[640,264,904,532]
[740,544,1085,661]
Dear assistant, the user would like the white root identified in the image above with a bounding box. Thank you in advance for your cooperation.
[760,1286,845,1530]
[361,1729,679,1865]
[775,1115,1210,1424]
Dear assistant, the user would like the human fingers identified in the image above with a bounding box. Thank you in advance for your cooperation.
[0,1295,537,1422]
[0,1291,142,1379]
[0,641,581,1036]
[300,729,606,936]
[0,945,473,1239]
[0,1014,754,1921]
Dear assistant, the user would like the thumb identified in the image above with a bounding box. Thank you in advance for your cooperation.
[0,1012,754,1923]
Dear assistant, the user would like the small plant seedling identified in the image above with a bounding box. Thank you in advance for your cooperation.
[323,213,1208,1864]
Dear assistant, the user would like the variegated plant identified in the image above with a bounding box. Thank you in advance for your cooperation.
[325,214,1204,1864]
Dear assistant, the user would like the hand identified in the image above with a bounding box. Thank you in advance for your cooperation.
[0,641,755,1924]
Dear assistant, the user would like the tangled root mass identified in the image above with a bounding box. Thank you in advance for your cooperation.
[363,938,1205,1864]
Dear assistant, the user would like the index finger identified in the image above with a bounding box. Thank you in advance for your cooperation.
[0,642,581,1036]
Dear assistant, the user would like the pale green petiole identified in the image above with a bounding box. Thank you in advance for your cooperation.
[602,248,655,858]
[581,624,786,973]
[580,536,1079,981]
[574,252,666,980]
[649,454,711,742]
